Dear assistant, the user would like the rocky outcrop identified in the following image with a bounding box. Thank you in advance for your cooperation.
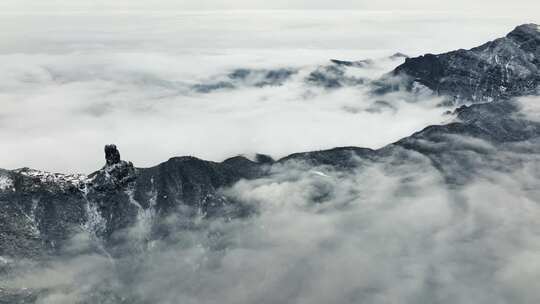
[393,24,540,103]
[104,144,121,166]
[192,68,297,93]
[305,64,366,88]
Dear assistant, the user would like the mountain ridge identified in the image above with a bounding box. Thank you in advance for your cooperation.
[393,23,540,102]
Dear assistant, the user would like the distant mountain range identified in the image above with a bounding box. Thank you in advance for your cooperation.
[193,24,539,104]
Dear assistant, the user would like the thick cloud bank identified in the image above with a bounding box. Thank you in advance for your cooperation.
[0,50,449,173]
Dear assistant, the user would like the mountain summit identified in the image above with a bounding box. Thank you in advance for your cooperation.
[394,23,540,102]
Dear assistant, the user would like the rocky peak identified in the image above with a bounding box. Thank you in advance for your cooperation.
[89,144,137,189]
[507,23,540,43]
[505,23,540,57]
[389,52,409,60]
[105,144,121,166]
[392,23,540,103]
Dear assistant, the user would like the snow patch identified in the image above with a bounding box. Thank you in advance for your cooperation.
[0,174,14,191]
[126,186,156,240]
[14,168,88,190]
[83,199,107,236]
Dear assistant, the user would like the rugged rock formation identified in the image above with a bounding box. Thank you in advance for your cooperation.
[393,24,540,102]
[192,68,297,93]
[305,63,366,88]
[104,144,121,166]
[0,145,271,258]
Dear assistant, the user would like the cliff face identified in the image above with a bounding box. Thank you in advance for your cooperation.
[393,24,540,102]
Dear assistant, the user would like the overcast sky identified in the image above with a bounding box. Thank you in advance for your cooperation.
[3,0,540,13]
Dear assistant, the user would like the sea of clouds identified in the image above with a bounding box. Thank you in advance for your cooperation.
[0,10,531,172]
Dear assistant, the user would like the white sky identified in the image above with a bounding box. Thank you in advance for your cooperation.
[3,0,540,13]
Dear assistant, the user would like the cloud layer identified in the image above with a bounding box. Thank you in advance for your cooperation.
[0,11,532,173]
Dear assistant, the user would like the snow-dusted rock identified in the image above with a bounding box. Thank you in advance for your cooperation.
[394,23,540,103]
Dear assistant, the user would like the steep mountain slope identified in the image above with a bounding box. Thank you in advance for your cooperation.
[394,24,540,102]
[0,145,269,258]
